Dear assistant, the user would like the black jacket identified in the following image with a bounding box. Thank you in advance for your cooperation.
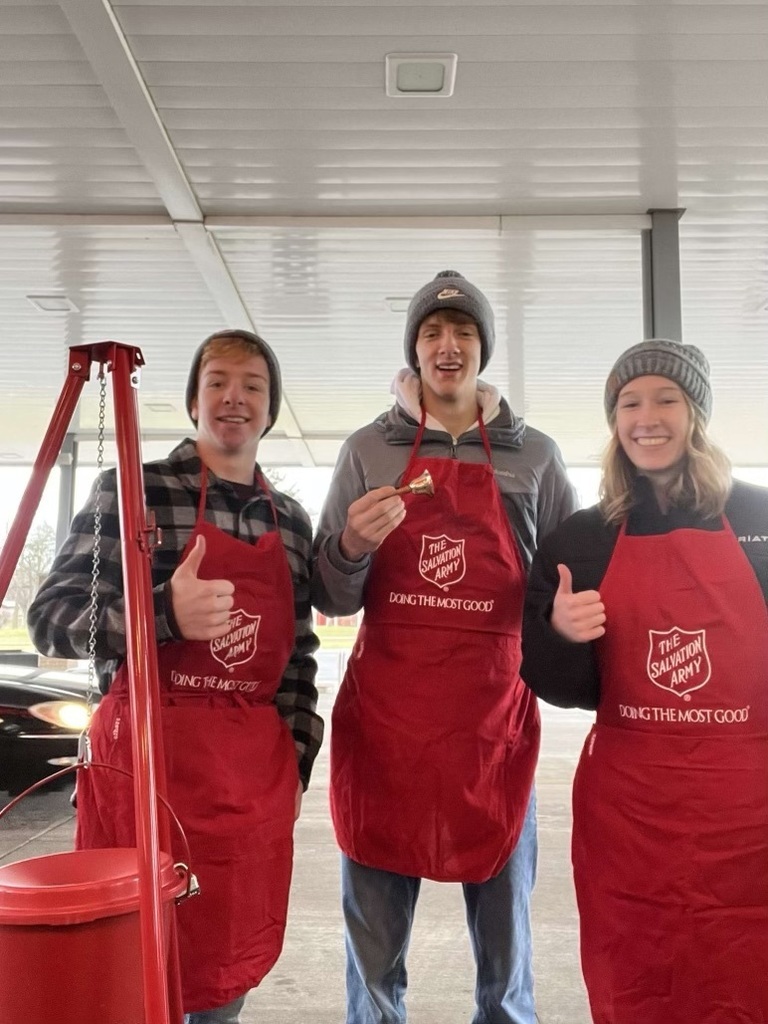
[521,477,768,709]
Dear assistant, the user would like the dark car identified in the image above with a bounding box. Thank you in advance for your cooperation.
[0,652,98,793]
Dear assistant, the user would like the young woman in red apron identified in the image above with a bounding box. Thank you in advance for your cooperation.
[574,511,768,1023]
[522,339,768,1023]
[76,467,299,1014]
[331,410,540,883]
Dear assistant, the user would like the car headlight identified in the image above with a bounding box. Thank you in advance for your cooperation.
[28,701,92,731]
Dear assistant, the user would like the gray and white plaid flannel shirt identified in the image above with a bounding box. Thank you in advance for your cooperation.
[27,438,323,787]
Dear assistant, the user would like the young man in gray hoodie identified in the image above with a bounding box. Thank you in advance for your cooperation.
[312,271,577,1024]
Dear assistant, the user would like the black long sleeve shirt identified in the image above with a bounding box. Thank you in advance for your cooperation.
[521,477,768,709]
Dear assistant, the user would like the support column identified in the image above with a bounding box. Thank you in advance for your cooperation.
[56,433,76,552]
[641,208,685,341]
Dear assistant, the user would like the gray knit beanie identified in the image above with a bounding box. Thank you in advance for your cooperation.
[185,328,282,436]
[604,338,712,422]
[404,270,495,372]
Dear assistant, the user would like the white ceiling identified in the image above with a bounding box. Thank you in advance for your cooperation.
[0,0,766,470]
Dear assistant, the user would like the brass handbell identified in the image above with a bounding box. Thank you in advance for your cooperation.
[394,470,435,497]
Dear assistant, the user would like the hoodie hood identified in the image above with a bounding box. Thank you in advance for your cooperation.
[378,367,526,448]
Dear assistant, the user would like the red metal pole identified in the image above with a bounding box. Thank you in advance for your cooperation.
[108,343,179,1024]
[0,341,183,1022]
[0,349,90,604]
[85,343,183,1021]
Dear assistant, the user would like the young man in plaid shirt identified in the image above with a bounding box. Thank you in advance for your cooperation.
[28,329,323,1024]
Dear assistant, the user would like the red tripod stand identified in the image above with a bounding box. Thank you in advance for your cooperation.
[0,342,183,1024]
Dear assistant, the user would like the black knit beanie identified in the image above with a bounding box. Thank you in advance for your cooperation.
[403,271,495,373]
[185,329,282,436]
[604,338,712,422]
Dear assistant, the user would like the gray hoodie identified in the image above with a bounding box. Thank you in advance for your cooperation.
[312,370,578,617]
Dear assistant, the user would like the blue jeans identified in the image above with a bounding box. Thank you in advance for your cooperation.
[184,994,247,1024]
[342,793,538,1024]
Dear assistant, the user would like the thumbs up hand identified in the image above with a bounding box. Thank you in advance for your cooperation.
[550,564,606,643]
[169,535,235,641]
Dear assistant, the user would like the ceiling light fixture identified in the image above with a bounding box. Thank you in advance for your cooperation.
[26,295,80,313]
[385,53,458,98]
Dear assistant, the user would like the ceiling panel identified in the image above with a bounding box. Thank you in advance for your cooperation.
[0,4,163,214]
[115,3,767,38]
[126,33,768,63]
[0,224,226,460]
[0,0,765,477]
[212,222,647,461]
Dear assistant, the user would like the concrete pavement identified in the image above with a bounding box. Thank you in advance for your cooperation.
[0,686,594,1024]
[251,693,593,1024]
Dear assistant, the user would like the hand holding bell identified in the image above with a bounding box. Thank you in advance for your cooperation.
[393,470,435,498]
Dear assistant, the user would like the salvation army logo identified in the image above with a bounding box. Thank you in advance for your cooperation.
[209,609,261,671]
[419,534,466,590]
[646,627,711,699]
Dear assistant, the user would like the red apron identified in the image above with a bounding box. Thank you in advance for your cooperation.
[331,412,540,883]
[573,518,768,1024]
[76,469,299,1012]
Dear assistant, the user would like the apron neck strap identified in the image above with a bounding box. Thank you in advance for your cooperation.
[196,466,209,527]
[477,414,493,463]
[254,471,280,528]
[405,404,493,479]
[411,405,429,455]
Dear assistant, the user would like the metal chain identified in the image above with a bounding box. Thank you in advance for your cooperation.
[81,368,108,761]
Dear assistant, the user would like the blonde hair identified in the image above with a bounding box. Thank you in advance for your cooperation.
[599,396,732,524]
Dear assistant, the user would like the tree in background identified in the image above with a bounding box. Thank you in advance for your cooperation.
[6,523,56,628]
[263,468,311,510]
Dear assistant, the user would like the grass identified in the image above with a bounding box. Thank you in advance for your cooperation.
[315,625,358,650]
[0,627,33,652]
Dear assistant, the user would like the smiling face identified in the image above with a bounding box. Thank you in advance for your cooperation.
[191,351,272,465]
[414,310,482,407]
[615,375,691,483]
